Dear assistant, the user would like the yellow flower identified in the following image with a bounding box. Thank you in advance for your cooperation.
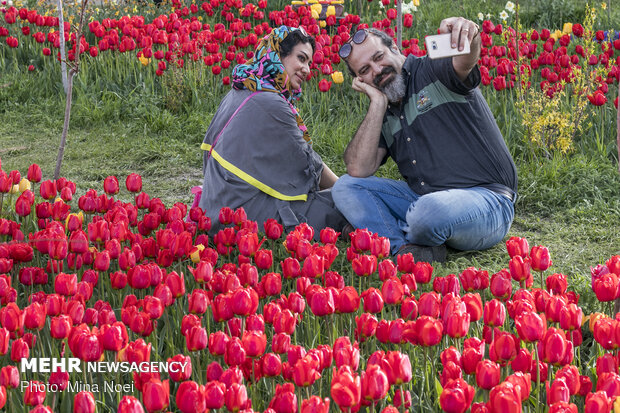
[9,184,19,194]
[601,2,607,9]
[190,244,205,263]
[562,22,573,34]
[319,20,326,28]
[325,5,335,16]
[310,3,322,14]
[311,9,320,19]
[589,312,606,332]
[18,178,31,193]
[613,395,620,413]
[413,0,419,6]
[331,71,344,84]
[139,55,151,66]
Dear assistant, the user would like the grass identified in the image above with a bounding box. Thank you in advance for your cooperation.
[1,88,619,315]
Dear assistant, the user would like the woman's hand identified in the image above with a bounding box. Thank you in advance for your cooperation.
[319,162,339,190]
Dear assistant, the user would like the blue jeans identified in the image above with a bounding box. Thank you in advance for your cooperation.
[332,175,515,254]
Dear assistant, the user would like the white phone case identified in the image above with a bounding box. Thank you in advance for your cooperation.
[424,33,471,59]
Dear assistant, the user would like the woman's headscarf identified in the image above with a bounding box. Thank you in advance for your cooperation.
[232,25,311,143]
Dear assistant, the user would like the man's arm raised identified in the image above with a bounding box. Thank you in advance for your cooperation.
[343,77,389,177]
[438,17,482,83]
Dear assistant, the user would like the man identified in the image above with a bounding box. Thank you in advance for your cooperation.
[332,17,517,262]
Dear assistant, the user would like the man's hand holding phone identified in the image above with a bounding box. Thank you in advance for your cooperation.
[424,33,470,60]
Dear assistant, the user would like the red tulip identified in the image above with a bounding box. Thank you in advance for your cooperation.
[530,245,552,271]
[27,164,42,183]
[331,366,361,410]
[585,391,611,412]
[118,396,145,413]
[255,249,273,270]
[142,379,170,412]
[261,352,282,377]
[588,90,607,106]
[225,337,246,367]
[11,337,30,362]
[185,325,208,352]
[361,364,389,401]
[269,382,297,413]
[308,286,335,316]
[333,336,360,370]
[293,355,321,387]
[336,286,360,313]
[476,360,501,390]
[515,311,546,343]
[506,236,529,258]
[204,381,226,409]
[166,354,191,382]
[262,272,282,296]
[489,331,519,366]
[546,273,568,294]
[0,366,19,389]
[242,330,267,358]
[24,380,46,406]
[538,327,572,366]
[361,287,384,314]
[440,378,475,413]
[488,381,521,412]
[39,180,57,200]
[263,218,283,240]
[225,382,248,412]
[103,175,120,195]
[490,269,513,300]
[301,396,330,413]
[125,173,142,192]
[559,303,583,331]
[74,391,96,413]
[593,273,620,302]
[483,299,506,327]
[175,380,206,413]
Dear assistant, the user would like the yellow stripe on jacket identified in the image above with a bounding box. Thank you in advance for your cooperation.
[201,143,308,202]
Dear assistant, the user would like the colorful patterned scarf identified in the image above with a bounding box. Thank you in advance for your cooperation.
[232,25,311,143]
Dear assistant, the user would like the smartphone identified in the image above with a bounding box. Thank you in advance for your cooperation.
[424,33,471,60]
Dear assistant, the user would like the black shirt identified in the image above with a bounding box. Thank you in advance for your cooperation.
[379,55,517,196]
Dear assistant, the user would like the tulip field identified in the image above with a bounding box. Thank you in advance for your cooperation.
[2,0,620,412]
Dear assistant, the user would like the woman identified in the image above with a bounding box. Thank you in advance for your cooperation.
[199,26,349,237]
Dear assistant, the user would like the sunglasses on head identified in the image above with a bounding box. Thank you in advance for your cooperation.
[338,29,369,59]
[291,26,309,37]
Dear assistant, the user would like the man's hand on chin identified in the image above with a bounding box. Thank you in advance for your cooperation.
[352,77,388,108]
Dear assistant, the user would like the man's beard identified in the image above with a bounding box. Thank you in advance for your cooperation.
[374,66,406,102]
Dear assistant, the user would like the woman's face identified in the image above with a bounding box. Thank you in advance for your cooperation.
[281,42,313,90]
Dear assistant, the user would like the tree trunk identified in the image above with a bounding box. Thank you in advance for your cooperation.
[54,71,74,180]
[396,0,402,50]
[57,0,68,94]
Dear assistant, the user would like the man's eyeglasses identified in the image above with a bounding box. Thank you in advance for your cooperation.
[338,29,369,59]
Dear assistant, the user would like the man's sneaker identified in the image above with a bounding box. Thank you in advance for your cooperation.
[396,243,447,263]
[340,223,355,241]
